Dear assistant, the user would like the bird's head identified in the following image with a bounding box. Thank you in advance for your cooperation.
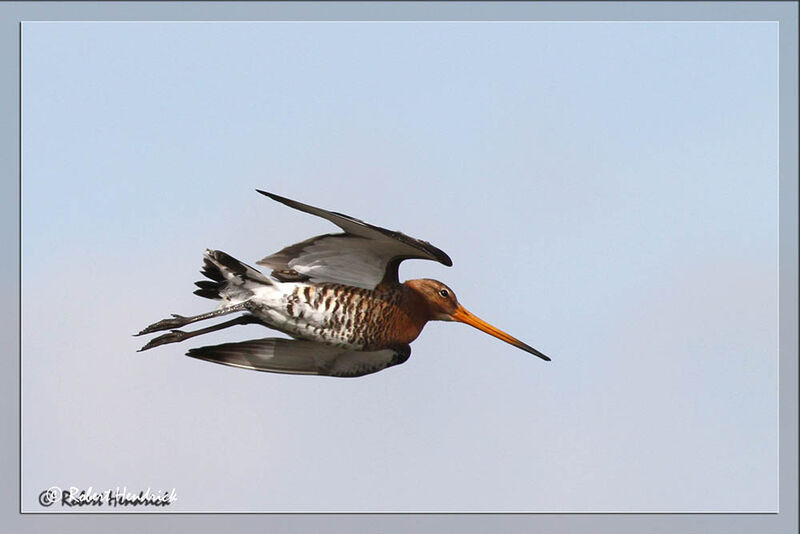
[404,279,550,361]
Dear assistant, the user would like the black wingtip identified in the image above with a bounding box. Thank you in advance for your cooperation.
[419,242,452,267]
[256,189,284,203]
[256,190,311,212]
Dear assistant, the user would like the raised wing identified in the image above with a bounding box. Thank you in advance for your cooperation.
[256,190,452,289]
[185,337,411,378]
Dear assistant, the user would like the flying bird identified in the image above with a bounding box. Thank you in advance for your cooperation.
[136,190,550,377]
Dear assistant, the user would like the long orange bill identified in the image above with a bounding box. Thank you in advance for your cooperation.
[450,305,551,361]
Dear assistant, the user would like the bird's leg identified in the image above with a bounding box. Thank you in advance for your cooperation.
[135,303,248,336]
[137,314,265,352]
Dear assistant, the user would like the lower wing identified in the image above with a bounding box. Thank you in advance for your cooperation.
[185,338,411,378]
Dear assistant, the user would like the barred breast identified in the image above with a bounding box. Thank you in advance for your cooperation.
[247,282,427,350]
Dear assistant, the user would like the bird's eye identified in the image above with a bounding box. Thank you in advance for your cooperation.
[439,289,449,298]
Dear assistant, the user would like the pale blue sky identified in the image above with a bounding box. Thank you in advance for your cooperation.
[22,21,778,511]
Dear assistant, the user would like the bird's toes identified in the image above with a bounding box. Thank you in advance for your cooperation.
[138,316,188,335]
[138,330,188,351]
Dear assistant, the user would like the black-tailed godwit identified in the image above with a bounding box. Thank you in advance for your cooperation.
[136,190,550,377]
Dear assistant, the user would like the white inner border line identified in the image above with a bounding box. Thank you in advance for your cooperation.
[19,19,782,514]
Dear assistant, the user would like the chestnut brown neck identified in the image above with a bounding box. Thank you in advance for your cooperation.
[401,282,435,321]
[384,282,433,345]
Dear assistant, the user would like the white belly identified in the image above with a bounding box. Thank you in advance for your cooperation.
[245,282,363,349]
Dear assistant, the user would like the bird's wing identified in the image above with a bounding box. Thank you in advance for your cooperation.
[256,190,452,289]
[185,338,411,378]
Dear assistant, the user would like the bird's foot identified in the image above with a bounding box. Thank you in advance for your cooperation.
[137,329,189,351]
[135,314,190,336]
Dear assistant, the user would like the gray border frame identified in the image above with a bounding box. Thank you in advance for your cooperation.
[3,1,797,532]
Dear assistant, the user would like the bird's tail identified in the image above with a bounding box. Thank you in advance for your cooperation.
[194,249,272,304]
